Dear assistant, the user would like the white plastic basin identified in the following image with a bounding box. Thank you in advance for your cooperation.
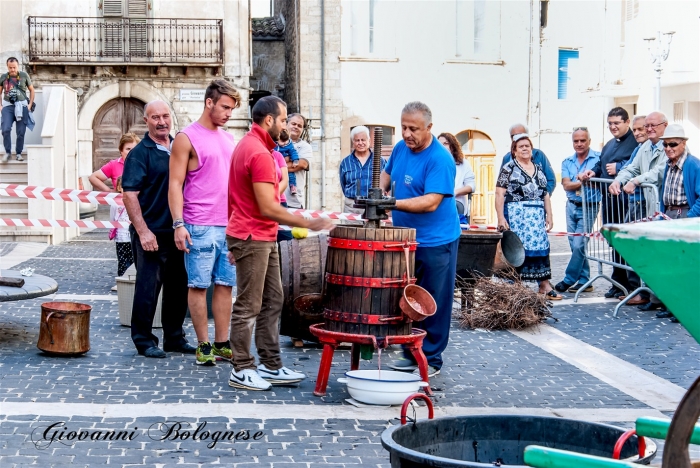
[338,370,428,406]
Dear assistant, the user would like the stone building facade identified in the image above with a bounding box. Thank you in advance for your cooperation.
[275,0,345,212]
[0,0,252,178]
[251,16,286,102]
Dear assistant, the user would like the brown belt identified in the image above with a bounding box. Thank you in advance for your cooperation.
[666,204,689,211]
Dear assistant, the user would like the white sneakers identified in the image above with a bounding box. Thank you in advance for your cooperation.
[256,364,306,384]
[228,369,271,391]
[228,365,307,391]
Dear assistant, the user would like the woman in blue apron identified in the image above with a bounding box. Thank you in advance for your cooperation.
[495,133,563,300]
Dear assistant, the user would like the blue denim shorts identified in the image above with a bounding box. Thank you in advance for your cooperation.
[184,224,236,288]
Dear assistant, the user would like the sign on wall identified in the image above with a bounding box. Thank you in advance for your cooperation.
[179,89,206,101]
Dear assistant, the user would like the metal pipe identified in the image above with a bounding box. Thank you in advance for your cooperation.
[295,0,300,112]
[320,0,326,208]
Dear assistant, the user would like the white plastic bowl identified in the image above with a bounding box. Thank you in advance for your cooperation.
[337,370,429,406]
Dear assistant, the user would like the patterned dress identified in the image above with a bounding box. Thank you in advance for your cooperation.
[496,159,551,280]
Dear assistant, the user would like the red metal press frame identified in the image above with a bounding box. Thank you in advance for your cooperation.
[309,323,433,397]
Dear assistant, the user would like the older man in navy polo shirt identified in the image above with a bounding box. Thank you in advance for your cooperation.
[554,128,600,293]
[339,125,386,214]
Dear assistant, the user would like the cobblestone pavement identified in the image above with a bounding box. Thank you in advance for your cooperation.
[0,232,697,466]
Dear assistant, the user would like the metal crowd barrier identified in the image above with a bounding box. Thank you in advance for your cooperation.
[575,177,660,317]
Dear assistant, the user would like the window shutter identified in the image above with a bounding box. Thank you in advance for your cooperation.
[128,19,149,57]
[102,0,123,17]
[557,49,579,100]
[126,0,148,17]
[673,102,685,123]
[103,20,124,57]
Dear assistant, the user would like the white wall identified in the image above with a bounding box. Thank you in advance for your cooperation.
[338,0,531,166]
[532,0,699,230]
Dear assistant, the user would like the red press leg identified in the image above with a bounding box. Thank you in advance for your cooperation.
[313,342,338,396]
[408,345,432,396]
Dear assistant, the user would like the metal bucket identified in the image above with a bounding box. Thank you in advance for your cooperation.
[37,302,91,355]
[381,415,657,467]
[494,230,525,272]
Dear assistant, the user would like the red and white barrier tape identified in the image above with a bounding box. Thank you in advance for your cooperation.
[0,183,123,206]
[460,211,671,238]
[0,182,674,236]
[285,208,364,221]
[0,218,129,229]
[0,183,365,221]
[0,218,301,232]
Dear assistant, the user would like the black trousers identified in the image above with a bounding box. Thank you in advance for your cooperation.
[601,192,630,290]
[625,200,647,297]
[130,231,189,353]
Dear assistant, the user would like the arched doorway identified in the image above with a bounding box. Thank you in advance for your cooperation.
[455,129,497,225]
[92,98,148,173]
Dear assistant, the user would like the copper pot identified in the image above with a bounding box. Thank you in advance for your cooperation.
[293,293,324,319]
[37,302,91,355]
[399,285,436,322]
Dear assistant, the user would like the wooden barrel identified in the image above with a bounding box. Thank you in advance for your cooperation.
[278,234,328,342]
[323,226,416,337]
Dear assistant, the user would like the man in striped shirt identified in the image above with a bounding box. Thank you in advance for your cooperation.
[338,125,387,214]
[645,124,700,322]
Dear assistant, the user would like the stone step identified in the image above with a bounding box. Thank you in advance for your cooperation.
[0,197,28,206]
[0,208,29,217]
[0,226,51,243]
[0,161,28,185]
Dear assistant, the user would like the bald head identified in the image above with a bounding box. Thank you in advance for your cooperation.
[144,100,169,117]
[143,100,172,143]
[644,111,668,143]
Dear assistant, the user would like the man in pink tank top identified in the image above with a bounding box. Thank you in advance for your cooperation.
[168,80,240,366]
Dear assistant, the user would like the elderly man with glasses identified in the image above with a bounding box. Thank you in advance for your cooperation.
[609,112,668,308]
[580,107,638,299]
[638,124,700,322]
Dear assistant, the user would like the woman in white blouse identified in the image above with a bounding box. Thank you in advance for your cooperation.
[438,133,476,224]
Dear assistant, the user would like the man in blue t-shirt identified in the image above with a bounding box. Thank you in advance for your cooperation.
[381,101,461,378]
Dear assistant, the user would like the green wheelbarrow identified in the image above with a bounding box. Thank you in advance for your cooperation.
[525,218,700,468]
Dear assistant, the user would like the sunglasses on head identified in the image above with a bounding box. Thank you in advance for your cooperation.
[663,141,681,148]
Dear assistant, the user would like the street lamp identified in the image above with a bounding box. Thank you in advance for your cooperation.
[643,31,675,109]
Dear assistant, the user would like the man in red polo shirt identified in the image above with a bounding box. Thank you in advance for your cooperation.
[226,95,333,391]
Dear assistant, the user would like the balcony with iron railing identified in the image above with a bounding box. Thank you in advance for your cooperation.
[28,17,223,66]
